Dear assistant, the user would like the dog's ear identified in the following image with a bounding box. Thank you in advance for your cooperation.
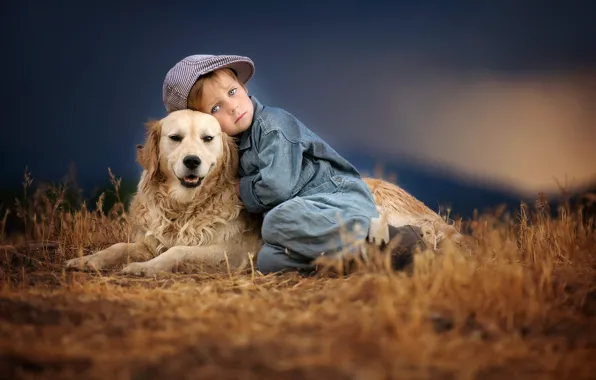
[221,133,239,181]
[136,144,146,167]
[143,119,162,181]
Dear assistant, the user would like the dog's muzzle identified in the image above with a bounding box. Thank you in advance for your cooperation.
[179,155,204,188]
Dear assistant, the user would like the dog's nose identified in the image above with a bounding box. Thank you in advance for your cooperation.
[183,155,201,170]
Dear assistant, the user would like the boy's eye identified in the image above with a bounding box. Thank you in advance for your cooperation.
[169,135,182,142]
[229,88,237,96]
[211,105,220,114]
[202,135,213,142]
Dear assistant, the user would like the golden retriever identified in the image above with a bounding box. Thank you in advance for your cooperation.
[65,109,461,276]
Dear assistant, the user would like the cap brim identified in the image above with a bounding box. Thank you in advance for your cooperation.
[220,60,255,85]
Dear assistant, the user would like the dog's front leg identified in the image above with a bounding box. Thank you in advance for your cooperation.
[65,242,152,271]
[120,246,198,276]
[120,244,244,277]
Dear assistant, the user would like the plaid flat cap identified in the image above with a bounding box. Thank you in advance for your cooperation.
[162,54,255,113]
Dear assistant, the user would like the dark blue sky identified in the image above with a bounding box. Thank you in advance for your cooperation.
[2,0,595,215]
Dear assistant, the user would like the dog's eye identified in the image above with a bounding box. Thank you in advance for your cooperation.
[169,135,182,142]
[202,135,213,142]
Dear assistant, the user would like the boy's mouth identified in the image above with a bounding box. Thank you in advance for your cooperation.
[235,112,246,123]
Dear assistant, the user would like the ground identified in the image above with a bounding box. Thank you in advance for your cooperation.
[0,179,595,379]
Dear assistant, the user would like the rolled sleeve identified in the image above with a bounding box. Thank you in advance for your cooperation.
[239,174,266,214]
[238,129,306,214]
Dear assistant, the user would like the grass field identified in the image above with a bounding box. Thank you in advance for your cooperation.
[0,171,595,380]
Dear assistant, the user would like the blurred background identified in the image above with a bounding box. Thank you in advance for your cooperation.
[2,0,595,220]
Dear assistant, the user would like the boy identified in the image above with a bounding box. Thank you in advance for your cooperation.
[162,54,426,275]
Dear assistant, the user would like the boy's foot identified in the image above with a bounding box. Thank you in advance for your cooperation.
[367,219,427,271]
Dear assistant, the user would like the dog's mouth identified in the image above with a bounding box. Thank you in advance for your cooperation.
[179,174,203,188]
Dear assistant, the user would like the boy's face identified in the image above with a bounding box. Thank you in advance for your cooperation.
[198,71,254,137]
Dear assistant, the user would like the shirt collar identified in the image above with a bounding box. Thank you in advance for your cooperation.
[238,95,263,150]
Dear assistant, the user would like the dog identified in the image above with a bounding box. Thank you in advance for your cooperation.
[65,109,461,276]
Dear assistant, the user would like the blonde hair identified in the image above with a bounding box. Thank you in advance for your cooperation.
[187,68,241,111]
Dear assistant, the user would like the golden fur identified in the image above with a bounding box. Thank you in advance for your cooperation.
[131,117,258,254]
[364,178,461,250]
[65,110,460,276]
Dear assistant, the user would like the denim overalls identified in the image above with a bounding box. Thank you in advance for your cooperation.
[238,96,379,274]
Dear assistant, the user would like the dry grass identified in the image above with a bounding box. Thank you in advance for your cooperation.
[0,170,595,380]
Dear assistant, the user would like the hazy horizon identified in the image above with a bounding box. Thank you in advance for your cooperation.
[2,1,594,207]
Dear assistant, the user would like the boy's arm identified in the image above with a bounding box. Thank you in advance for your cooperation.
[239,129,306,214]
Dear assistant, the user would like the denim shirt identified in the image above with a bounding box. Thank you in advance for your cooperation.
[238,96,363,214]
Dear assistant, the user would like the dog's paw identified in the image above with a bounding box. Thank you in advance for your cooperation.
[121,262,169,277]
[65,255,106,271]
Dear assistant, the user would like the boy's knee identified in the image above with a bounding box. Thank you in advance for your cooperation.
[261,201,294,245]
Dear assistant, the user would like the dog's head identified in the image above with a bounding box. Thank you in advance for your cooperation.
[137,109,238,201]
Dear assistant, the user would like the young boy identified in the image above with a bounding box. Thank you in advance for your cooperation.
[162,54,426,275]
